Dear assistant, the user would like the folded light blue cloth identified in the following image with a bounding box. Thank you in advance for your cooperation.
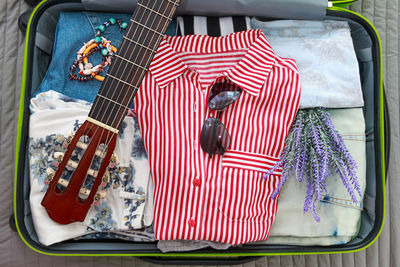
[251,19,364,109]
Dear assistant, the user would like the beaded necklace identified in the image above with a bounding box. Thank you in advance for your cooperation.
[69,17,128,82]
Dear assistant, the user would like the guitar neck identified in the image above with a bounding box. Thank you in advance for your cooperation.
[88,0,180,130]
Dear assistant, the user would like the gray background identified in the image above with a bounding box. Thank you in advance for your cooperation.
[0,0,398,266]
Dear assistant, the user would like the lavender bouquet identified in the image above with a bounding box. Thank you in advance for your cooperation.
[263,108,362,222]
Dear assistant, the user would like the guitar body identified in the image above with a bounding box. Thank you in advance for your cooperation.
[41,120,117,224]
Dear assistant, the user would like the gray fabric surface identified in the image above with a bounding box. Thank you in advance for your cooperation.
[82,0,327,18]
[1,0,398,266]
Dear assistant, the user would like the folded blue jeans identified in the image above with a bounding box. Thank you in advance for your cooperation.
[35,12,177,103]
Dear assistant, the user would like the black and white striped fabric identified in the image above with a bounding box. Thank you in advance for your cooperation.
[177,16,251,36]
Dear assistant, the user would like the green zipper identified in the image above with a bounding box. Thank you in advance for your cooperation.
[14,2,385,257]
[331,0,358,8]
[14,0,48,256]
[328,4,386,253]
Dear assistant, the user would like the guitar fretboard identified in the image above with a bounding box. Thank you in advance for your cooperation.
[88,0,180,129]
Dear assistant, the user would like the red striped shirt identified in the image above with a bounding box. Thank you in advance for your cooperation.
[134,29,301,245]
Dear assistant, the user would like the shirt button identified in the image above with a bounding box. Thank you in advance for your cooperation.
[188,218,196,227]
[193,178,201,186]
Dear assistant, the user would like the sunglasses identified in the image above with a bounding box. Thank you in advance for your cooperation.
[200,81,242,155]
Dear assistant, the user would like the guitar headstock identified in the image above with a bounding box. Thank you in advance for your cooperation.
[41,120,117,224]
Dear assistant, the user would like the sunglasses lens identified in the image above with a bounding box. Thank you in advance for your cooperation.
[208,91,241,110]
[200,118,231,154]
[208,82,242,110]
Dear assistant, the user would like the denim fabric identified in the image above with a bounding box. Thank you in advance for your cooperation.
[256,108,366,246]
[35,12,177,103]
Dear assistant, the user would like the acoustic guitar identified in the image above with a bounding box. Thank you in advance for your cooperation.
[41,0,181,225]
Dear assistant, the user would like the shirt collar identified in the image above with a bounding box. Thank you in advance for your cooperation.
[148,29,276,96]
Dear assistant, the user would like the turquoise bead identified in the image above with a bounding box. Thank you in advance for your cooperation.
[101,48,109,56]
[94,36,102,44]
[98,25,106,32]
[109,17,116,24]
[121,22,128,29]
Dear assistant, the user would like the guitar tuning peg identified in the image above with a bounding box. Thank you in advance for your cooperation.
[46,168,55,175]
[53,152,64,167]
[63,134,73,148]
[44,168,55,185]
[54,152,64,160]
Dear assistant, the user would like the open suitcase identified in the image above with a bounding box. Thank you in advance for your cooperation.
[13,0,389,264]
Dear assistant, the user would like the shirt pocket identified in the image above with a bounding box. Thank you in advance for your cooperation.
[218,150,282,223]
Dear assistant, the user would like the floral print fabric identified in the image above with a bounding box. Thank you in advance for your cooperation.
[28,91,154,246]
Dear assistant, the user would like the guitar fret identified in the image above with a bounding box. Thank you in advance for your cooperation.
[130,19,165,36]
[137,2,172,21]
[114,53,148,71]
[166,0,180,6]
[97,93,129,109]
[106,73,140,89]
[121,36,157,53]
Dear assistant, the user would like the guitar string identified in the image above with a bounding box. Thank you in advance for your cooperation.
[101,0,177,152]
[88,0,172,204]
[93,0,161,129]
[104,0,179,155]
[109,0,176,129]
[84,0,157,161]
[99,0,174,130]
[71,0,175,200]
[51,1,175,206]
[114,1,179,129]
[97,0,166,167]
[86,0,151,137]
